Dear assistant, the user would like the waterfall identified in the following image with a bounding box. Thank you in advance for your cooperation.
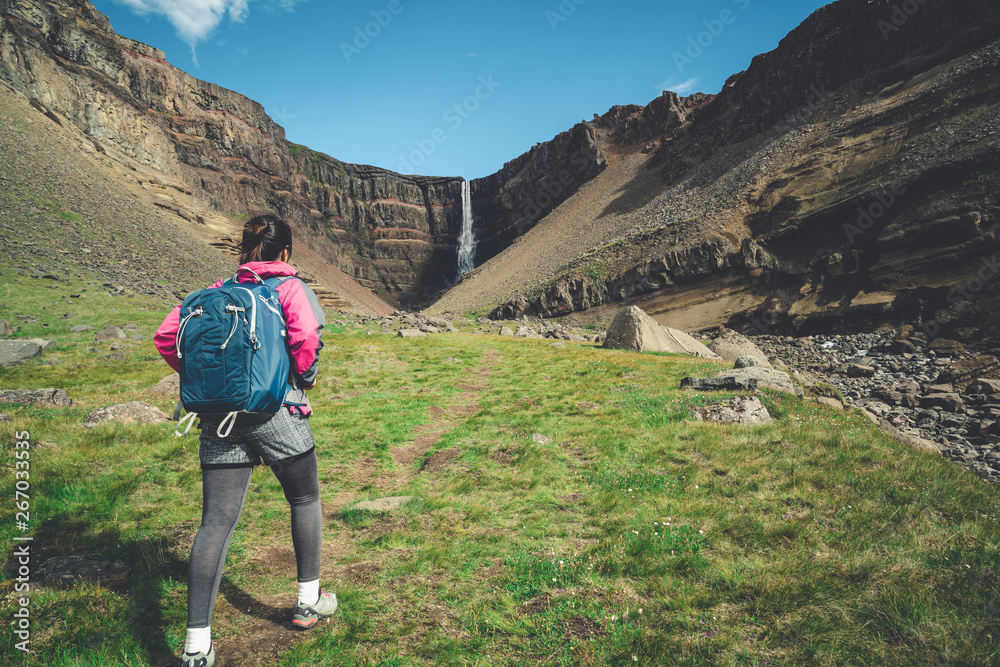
[455,179,477,281]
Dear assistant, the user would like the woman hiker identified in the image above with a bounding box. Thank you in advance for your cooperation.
[155,214,337,667]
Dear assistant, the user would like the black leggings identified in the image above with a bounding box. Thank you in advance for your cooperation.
[186,449,322,628]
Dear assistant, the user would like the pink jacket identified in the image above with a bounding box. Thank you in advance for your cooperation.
[154,261,324,416]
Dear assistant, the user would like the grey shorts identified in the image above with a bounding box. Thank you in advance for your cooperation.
[198,409,315,469]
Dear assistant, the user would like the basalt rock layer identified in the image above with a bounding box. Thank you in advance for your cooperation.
[0,0,463,305]
[433,0,1000,340]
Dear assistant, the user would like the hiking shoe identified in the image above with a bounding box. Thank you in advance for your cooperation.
[177,644,215,667]
[292,590,338,628]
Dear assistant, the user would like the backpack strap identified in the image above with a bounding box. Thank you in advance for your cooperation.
[263,275,294,289]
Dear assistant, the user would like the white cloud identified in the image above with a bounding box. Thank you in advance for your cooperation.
[113,0,303,60]
[654,78,699,95]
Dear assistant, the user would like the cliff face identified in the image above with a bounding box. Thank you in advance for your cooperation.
[467,91,711,267]
[0,0,722,307]
[6,0,1000,333]
[0,0,468,305]
[431,0,1000,340]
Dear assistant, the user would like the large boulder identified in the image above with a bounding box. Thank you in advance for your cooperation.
[603,307,718,358]
[707,329,771,367]
[0,340,42,366]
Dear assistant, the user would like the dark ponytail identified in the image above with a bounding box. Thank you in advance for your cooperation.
[238,214,293,264]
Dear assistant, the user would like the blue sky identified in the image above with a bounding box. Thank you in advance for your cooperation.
[94,0,832,180]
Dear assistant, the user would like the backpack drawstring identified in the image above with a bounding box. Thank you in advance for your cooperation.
[175,411,198,437]
[216,411,239,438]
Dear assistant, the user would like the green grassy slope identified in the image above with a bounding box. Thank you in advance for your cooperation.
[1,273,999,666]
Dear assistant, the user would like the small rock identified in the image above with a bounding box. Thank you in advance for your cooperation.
[34,556,130,590]
[349,496,416,512]
[396,329,426,338]
[968,378,1000,395]
[690,396,773,425]
[69,325,94,333]
[531,433,554,445]
[681,376,759,392]
[0,319,12,336]
[714,367,801,396]
[26,338,56,351]
[499,326,514,336]
[929,338,966,357]
[847,364,876,378]
[442,357,462,364]
[734,356,763,369]
[84,402,171,428]
[95,325,127,342]
[150,373,180,397]
[0,388,75,407]
[815,397,845,410]
[920,393,964,413]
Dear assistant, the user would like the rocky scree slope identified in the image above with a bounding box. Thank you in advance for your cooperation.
[434,0,1000,340]
[0,0,713,309]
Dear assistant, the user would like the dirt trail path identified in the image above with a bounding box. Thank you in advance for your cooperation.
[188,349,499,666]
[389,348,497,485]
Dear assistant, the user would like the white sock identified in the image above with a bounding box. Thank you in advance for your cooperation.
[297,578,320,606]
[184,626,211,655]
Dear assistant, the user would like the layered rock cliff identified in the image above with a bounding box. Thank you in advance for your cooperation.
[433,0,1000,340]
[0,0,467,305]
[5,0,1000,335]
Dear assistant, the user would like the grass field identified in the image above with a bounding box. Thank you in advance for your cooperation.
[2,272,1000,666]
